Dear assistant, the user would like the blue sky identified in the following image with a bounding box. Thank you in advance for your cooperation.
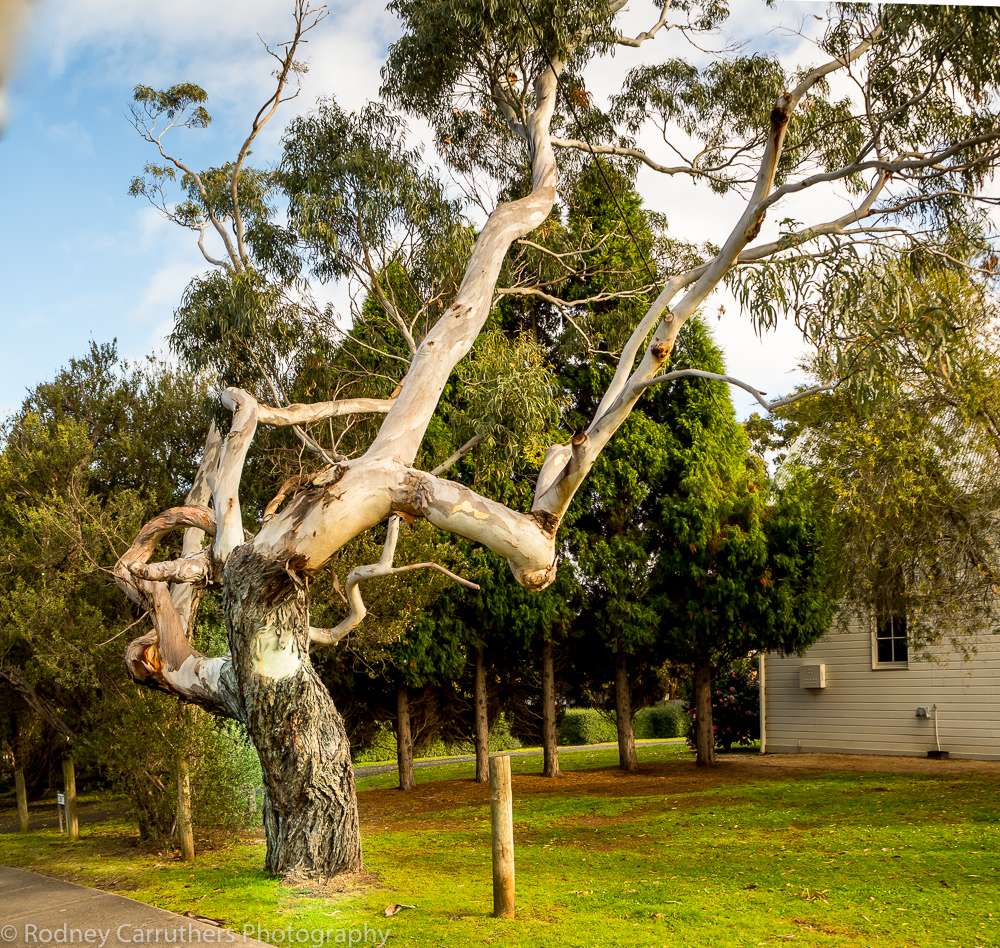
[0,0,400,416]
[2,1,983,420]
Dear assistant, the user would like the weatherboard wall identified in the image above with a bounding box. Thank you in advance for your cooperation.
[762,623,1000,760]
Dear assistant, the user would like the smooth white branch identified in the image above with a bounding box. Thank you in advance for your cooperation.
[309,516,480,647]
[616,2,672,47]
[362,53,563,464]
[256,396,396,427]
[431,434,484,476]
[636,369,837,412]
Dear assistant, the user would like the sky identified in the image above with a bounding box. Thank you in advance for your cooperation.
[0,0,987,421]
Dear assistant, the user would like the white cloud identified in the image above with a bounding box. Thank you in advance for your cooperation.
[126,259,199,326]
[25,0,399,161]
[45,117,93,155]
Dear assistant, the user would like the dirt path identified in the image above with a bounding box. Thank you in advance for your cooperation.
[6,751,994,835]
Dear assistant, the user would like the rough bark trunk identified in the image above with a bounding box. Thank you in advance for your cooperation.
[541,638,560,778]
[694,656,716,767]
[395,683,416,792]
[224,546,362,877]
[474,647,489,784]
[615,643,639,773]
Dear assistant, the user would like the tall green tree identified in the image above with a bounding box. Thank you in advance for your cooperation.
[646,338,836,765]
[0,344,258,838]
[654,466,836,766]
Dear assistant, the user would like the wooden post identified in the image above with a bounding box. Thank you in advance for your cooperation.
[177,752,195,862]
[62,758,79,841]
[541,637,560,778]
[15,766,29,833]
[488,754,515,919]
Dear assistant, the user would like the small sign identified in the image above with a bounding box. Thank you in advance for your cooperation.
[57,793,65,805]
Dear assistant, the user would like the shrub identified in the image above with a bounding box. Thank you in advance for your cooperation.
[634,703,686,740]
[686,658,760,752]
[191,719,264,830]
[437,715,524,756]
[352,727,396,764]
[557,708,617,746]
[352,715,523,764]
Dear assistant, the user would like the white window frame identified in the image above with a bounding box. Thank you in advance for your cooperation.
[871,613,909,669]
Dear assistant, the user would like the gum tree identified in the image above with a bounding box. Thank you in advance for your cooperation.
[782,263,1000,649]
[116,2,1000,876]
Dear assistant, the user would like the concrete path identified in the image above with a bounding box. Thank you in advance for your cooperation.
[353,737,686,777]
[0,866,273,948]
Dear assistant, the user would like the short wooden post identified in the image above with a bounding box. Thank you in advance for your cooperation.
[15,767,29,833]
[177,752,195,862]
[62,758,79,841]
[488,754,515,919]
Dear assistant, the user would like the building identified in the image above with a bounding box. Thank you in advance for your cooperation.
[760,619,1000,760]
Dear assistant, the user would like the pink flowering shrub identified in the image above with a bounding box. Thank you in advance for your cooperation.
[685,657,760,752]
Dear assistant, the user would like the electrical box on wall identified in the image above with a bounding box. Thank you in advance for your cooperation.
[799,664,826,689]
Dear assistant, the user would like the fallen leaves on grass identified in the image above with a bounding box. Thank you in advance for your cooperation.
[797,887,830,903]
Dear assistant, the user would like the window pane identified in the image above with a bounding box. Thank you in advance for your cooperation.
[877,637,893,663]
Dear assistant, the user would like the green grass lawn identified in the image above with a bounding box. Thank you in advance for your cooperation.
[2,744,999,948]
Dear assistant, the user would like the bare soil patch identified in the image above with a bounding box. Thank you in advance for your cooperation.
[282,869,383,896]
[357,752,1000,826]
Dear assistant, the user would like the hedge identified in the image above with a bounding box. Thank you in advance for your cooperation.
[557,704,686,745]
